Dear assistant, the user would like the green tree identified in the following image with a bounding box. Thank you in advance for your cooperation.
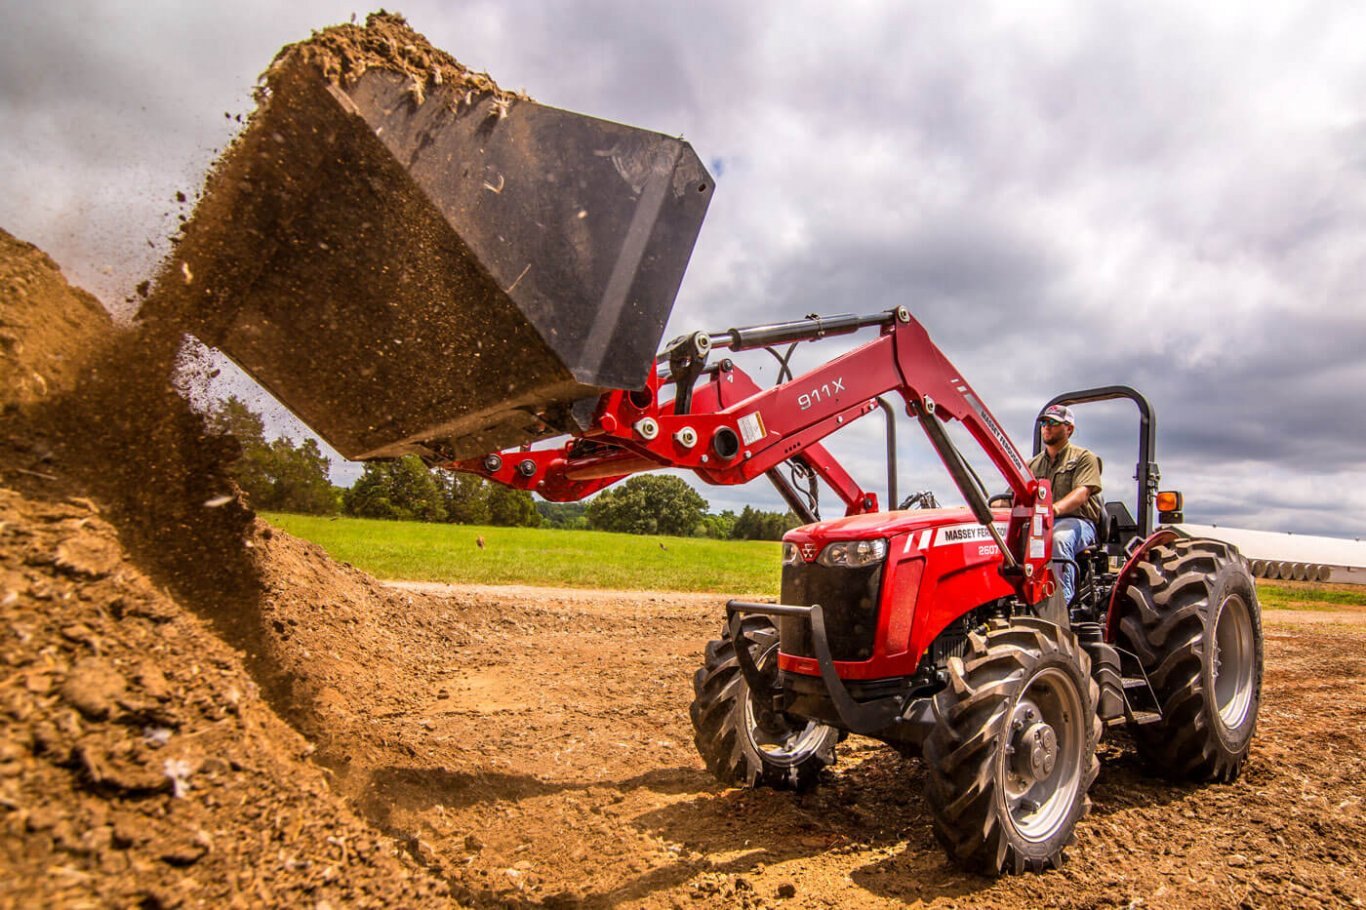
[438,472,492,525]
[267,437,342,514]
[536,501,589,530]
[207,395,266,445]
[586,475,708,537]
[487,484,542,527]
[731,505,801,541]
[699,509,737,540]
[344,456,446,521]
[207,396,339,515]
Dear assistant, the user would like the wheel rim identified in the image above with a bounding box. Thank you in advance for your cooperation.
[1001,667,1085,843]
[1212,593,1256,731]
[741,642,832,767]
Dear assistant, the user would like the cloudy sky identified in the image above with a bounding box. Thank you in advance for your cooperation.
[4,1,1365,537]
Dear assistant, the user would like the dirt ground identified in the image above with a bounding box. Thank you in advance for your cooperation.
[4,191,1365,907]
[362,585,1365,909]
[2,475,1363,910]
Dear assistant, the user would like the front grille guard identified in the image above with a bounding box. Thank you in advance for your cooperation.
[726,600,907,735]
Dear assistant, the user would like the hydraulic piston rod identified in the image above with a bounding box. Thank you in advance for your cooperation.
[707,311,896,353]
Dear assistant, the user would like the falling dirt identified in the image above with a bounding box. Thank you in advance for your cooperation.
[140,10,711,469]
[136,11,573,466]
[2,224,1364,908]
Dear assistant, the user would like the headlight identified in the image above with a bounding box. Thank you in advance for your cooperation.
[781,542,802,565]
[817,539,887,568]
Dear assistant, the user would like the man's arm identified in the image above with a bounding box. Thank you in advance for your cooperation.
[1053,485,1091,518]
[1053,449,1102,518]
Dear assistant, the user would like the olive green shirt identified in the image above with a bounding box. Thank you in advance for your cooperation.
[1029,442,1103,525]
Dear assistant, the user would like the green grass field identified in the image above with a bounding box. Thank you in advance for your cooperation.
[264,513,1366,610]
[1253,580,1366,612]
[263,512,783,594]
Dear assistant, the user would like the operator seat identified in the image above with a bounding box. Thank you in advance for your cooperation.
[1093,491,1112,545]
[1079,455,1110,545]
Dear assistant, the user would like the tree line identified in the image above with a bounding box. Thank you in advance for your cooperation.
[208,397,799,539]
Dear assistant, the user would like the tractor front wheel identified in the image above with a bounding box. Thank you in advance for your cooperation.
[923,618,1101,875]
[1117,538,1263,782]
[690,616,839,790]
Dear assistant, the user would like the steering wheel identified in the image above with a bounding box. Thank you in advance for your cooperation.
[897,490,940,510]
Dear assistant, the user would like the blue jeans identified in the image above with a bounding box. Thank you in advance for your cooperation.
[1053,517,1097,604]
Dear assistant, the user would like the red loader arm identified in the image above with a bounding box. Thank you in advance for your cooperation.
[446,307,1055,604]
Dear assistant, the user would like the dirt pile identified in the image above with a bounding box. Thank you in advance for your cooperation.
[0,228,113,409]
[0,231,454,906]
[0,489,449,908]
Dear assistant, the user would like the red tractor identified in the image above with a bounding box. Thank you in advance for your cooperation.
[454,308,1263,875]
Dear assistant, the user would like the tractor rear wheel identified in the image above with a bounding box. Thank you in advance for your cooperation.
[924,618,1101,875]
[1117,538,1262,782]
[690,615,839,790]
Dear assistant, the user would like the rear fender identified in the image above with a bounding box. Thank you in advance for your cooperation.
[1104,528,1181,640]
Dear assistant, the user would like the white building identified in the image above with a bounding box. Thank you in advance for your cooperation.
[1175,524,1366,584]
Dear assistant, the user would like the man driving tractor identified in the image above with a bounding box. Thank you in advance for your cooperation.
[1029,404,1103,603]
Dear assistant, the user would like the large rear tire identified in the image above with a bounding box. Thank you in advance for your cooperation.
[1117,538,1263,782]
[923,618,1101,875]
[690,616,839,790]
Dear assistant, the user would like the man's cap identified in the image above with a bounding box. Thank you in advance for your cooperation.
[1040,404,1076,427]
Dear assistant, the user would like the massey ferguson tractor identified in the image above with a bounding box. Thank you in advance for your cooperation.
[159,37,1264,876]
[451,310,1265,875]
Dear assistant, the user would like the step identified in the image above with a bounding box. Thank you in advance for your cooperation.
[1129,710,1162,725]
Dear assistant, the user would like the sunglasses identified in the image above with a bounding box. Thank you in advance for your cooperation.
[1039,418,1065,427]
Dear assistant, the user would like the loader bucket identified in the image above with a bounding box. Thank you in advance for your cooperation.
[155,54,712,461]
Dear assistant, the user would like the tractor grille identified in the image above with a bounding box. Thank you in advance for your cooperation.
[930,621,971,666]
[779,562,884,662]
[922,610,990,671]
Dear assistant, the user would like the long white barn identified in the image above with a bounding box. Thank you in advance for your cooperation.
[1174,524,1366,584]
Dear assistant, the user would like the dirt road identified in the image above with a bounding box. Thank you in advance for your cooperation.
[302,580,1363,909]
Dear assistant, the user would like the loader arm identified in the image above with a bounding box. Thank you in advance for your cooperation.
[448,307,1053,603]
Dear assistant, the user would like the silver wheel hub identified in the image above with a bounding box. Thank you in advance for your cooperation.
[1212,593,1257,731]
[742,641,833,767]
[1002,669,1085,843]
[1013,721,1058,783]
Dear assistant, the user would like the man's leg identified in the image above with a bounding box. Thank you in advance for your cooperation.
[1052,517,1097,604]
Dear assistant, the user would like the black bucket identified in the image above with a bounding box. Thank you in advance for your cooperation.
[156,60,712,461]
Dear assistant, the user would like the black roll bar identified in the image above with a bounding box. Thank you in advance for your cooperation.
[1033,386,1159,538]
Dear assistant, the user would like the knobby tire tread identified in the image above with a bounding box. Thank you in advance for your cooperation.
[1118,539,1262,783]
[690,616,835,790]
[923,618,1101,875]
